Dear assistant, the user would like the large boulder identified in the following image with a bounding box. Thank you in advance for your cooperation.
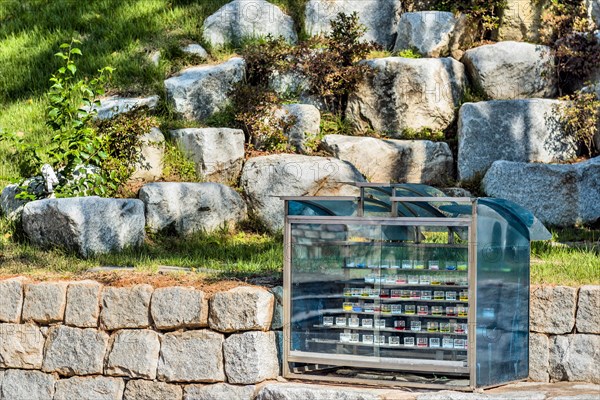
[305,0,402,49]
[495,0,544,41]
[93,95,159,120]
[346,57,466,135]
[0,184,26,221]
[21,197,145,258]
[203,0,297,47]
[394,11,473,58]
[482,157,600,227]
[323,134,453,184]
[129,127,165,182]
[139,182,247,235]
[457,99,577,180]
[274,104,321,153]
[241,154,364,232]
[165,57,245,121]
[461,41,557,100]
[170,128,245,183]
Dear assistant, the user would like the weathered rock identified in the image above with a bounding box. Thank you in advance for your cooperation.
[209,286,275,332]
[256,383,381,400]
[0,277,25,323]
[129,127,165,182]
[496,0,544,41]
[170,128,245,183]
[22,196,145,258]
[42,325,109,376]
[482,158,600,227]
[576,285,600,334]
[530,286,577,334]
[530,333,550,382]
[94,95,159,120]
[106,329,161,379]
[462,41,556,100]
[347,57,466,134]
[182,43,208,58]
[323,134,454,185]
[124,380,183,400]
[0,323,45,369]
[274,104,321,153]
[165,57,245,121]
[550,334,600,383]
[457,99,576,180]
[54,376,125,400]
[270,286,283,330]
[0,184,26,221]
[269,70,314,103]
[223,331,279,384]
[587,0,600,27]
[203,0,297,47]
[100,285,153,330]
[64,280,101,328]
[140,182,247,236]
[241,154,364,232]
[158,330,225,383]
[394,11,471,58]
[305,0,402,48]
[22,281,68,324]
[151,286,208,330]
[0,369,56,400]
[184,383,256,400]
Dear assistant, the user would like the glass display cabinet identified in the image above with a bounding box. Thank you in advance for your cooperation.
[282,184,551,390]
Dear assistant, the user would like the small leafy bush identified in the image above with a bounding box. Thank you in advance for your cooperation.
[557,90,600,157]
[0,40,156,200]
[294,12,379,116]
[162,141,200,182]
[433,0,507,41]
[539,0,600,93]
[396,48,422,59]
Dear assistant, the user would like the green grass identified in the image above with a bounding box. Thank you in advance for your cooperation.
[0,0,309,187]
[1,216,597,285]
[0,217,282,279]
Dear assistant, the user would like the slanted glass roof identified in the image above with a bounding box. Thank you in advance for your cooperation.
[284,183,550,241]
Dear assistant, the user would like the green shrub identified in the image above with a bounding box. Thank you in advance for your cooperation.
[557,90,600,157]
[0,40,156,200]
[432,0,507,41]
[295,12,379,116]
[162,141,200,182]
[396,48,422,58]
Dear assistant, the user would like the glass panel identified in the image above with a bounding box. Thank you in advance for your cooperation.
[290,222,469,370]
[288,200,358,217]
[475,203,530,387]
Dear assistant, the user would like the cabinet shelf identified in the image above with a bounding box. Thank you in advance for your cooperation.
[339,280,468,289]
[313,324,468,336]
[309,338,468,352]
[293,294,468,303]
[323,309,468,320]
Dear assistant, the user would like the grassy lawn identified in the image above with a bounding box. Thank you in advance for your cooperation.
[1,217,597,285]
[0,0,307,186]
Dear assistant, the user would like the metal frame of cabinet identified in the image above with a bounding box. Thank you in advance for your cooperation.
[282,183,544,391]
